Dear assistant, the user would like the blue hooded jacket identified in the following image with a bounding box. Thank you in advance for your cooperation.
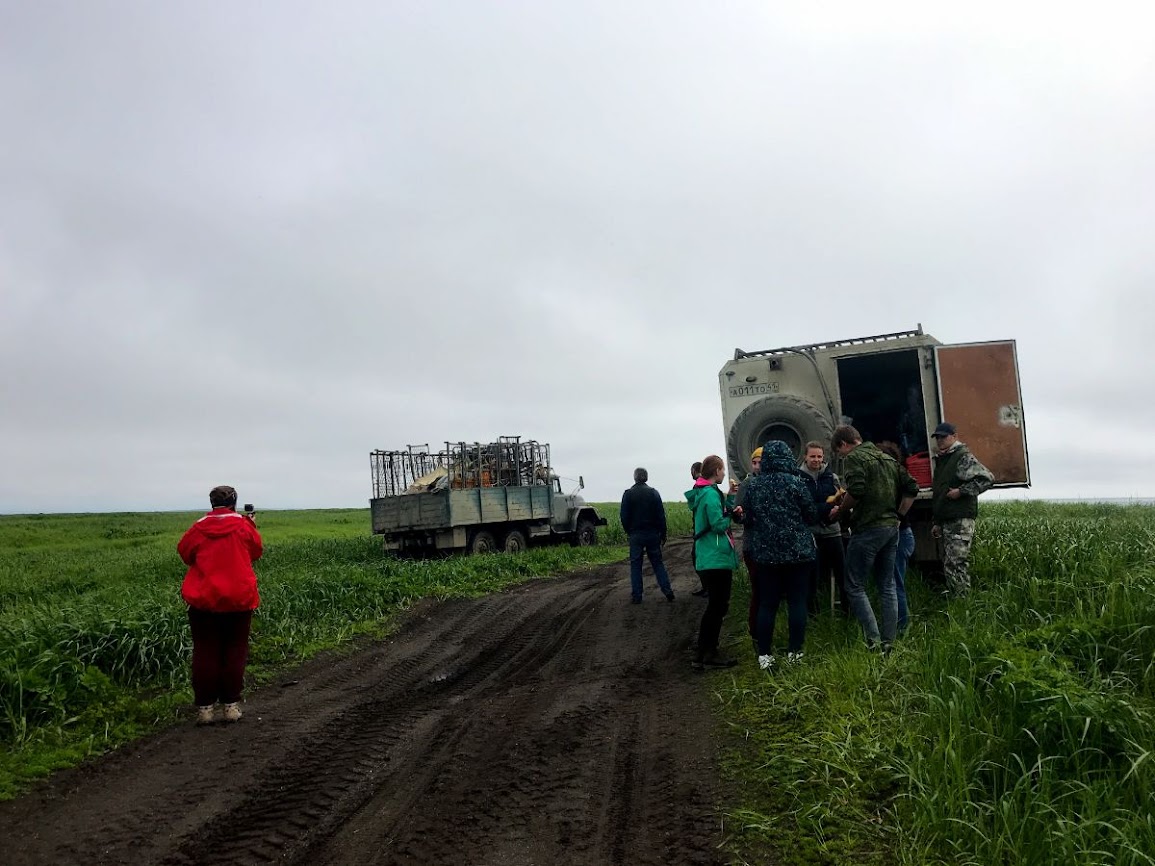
[741,440,818,564]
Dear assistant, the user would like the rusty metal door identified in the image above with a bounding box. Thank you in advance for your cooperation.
[934,340,1030,487]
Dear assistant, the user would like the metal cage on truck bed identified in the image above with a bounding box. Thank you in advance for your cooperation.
[370,437,552,498]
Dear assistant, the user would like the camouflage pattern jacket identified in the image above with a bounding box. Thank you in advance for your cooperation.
[842,442,919,532]
[932,442,994,522]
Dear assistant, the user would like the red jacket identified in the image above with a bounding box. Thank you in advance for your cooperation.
[178,507,263,612]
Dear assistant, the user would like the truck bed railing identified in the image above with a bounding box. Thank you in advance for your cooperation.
[733,325,925,360]
[371,437,552,498]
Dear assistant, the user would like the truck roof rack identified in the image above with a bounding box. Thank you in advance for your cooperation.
[732,325,925,361]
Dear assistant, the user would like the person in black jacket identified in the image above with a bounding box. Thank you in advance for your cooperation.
[621,467,674,604]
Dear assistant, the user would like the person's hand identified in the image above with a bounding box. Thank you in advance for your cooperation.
[947,488,962,500]
[732,505,743,518]
[828,505,840,519]
[931,524,942,539]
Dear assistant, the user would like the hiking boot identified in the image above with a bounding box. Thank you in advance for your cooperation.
[691,588,709,598]
[630,596,642,605]
[222,702,243,723]
[195,705,216,726]
[757,654,775,671]
[702,651,737,669]
[664,591,676,602]
[786,651,805,664]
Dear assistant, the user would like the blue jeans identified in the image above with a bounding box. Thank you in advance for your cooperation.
[629,530,672,599]
[845,525,899,645]
[892,526,915,632]
[752,560,810,654]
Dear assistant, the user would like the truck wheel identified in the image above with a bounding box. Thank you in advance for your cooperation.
[727,395,834,476]
[501,529,527,554]
[469,530,497,554]
[572,519,598,547]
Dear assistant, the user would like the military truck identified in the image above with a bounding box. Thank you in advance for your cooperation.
[369,437,607,554]
[719,326,1029,561]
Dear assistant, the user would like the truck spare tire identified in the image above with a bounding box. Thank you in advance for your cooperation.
[726,395,834,476]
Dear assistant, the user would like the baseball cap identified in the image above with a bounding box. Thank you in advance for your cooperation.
[931,422,956,438]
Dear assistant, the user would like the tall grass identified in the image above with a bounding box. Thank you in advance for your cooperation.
[0,506,638,797]
[718,502,1155,866]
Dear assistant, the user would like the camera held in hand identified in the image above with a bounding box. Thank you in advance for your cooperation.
[243,503,256,522]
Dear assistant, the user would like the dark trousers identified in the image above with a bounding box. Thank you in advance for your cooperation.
[811,534,848,614]
[188,607,253,706]
[697,569,733,654]
[691,541,708,592]
[628,530,672,599]
[751,560,811,654]
[742,549,757,637]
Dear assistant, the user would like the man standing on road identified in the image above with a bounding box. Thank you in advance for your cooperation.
[621,467,675,604]
[829,426,917,651]
[930,422,994,597]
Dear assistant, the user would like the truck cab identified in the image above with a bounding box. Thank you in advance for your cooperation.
[719,326,1029,562]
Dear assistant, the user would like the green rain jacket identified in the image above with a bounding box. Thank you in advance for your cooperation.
[685,480,739,571]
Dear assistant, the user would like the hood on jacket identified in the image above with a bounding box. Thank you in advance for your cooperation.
[685,476,716,507]
[760,440,796,474]
[193,508,252,537]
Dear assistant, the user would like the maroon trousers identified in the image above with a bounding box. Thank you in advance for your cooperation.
[188,607,253,706]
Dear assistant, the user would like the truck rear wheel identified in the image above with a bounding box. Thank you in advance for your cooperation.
[469,530,497,554]
[571,518,597,547]
[727,395,834,476]
[501,529,527,554]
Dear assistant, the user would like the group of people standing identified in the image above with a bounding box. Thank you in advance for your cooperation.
[623,422,994,671]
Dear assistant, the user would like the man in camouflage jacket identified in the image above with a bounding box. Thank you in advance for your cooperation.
[930,422,995,597]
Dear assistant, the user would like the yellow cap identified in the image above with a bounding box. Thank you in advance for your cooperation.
[750,447,763,461]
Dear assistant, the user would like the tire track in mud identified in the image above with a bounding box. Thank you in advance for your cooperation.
[0,541,730,866]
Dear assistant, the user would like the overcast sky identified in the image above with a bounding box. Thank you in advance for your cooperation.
[2,1,1152,514]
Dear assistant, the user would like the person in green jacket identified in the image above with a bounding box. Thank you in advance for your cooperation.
[685,454,739,670]
[830,425,917,651]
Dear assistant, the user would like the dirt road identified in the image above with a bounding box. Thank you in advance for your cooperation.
[0,540,732,865]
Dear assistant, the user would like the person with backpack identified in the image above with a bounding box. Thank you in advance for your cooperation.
[686,455,739,669]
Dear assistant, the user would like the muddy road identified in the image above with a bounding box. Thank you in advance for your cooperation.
[0,540,733,866]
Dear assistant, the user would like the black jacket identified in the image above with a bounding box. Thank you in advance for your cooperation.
[620,483,667,538]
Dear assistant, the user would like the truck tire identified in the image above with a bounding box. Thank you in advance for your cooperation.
[571,518,598,547]
[501,528,527,554]
[469,530,497,555]
[727,395,834,476]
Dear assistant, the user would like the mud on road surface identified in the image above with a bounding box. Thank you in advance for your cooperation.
[0,540,732,866]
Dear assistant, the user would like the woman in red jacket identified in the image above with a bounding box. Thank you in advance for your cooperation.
[178,485,262,725]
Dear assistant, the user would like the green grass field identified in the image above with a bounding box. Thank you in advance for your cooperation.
[0,505,678,798]
[2,501,1153,865]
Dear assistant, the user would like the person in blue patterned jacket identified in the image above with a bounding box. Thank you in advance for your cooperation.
[739,440,818,670]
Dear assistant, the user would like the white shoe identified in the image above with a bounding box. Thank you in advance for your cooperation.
[787,651,805,664]
[195,705,216,726]
[757,654,775,670]
[222,702,243,723]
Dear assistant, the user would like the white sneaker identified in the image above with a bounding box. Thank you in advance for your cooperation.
[757,654,775,671]
[222,702,243,723]
[787,651,805,664]
[195,705,216,726]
